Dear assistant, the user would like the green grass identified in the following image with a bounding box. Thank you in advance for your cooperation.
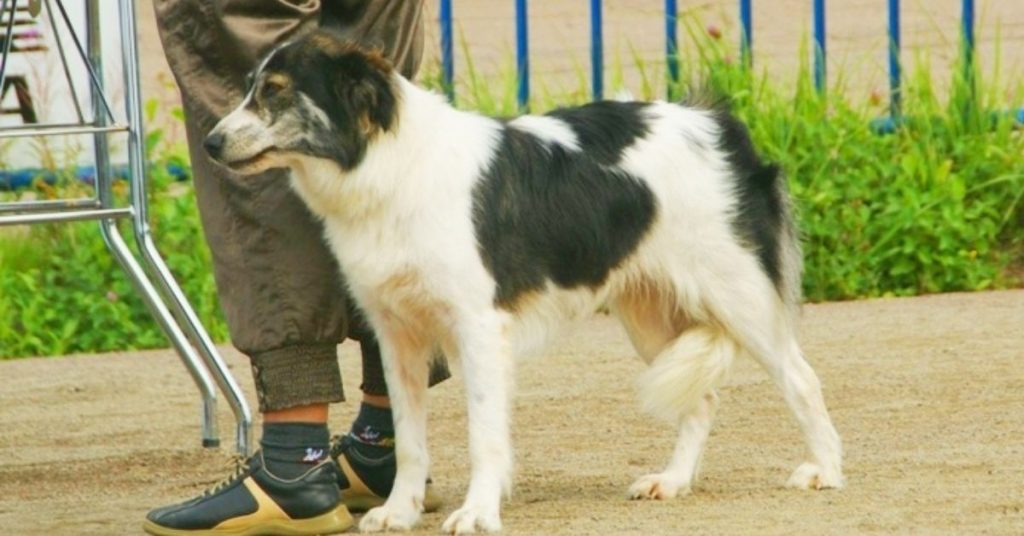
[0,108,228,359]
[1,23,1022,358]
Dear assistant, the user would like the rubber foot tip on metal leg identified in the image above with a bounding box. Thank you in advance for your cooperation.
[202,438,221,448]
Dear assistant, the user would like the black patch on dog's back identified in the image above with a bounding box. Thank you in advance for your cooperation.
[547,101,650,164]
[472,126,657,309]
[713,110,785,290]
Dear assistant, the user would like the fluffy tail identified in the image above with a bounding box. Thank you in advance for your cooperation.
[774,173,804,318]
[637,326,739,423]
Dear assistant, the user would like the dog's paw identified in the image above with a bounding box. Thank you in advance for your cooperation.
[440,504,502,534]
[627,473,690,500]
[786,462,845,490]
[359,503,421,533]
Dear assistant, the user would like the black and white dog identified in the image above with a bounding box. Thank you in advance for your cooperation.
[205,30,844,534]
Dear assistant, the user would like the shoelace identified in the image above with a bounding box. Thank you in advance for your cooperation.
[328,434,350,461]
[202,454,250,497]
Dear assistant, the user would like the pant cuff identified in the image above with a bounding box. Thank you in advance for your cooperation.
[250,344,344,412]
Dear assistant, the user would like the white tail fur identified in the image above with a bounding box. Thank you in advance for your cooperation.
[637,326,739,423]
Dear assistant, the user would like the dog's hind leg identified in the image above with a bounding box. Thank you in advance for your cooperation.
[359,322,433,532]
[703,273,844,490]
[751,334,844,490]
[629,389,718,499]
[628,324,738,499]
[441,311,513,534]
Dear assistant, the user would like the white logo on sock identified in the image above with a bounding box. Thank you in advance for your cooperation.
[358,426,380,442]
[302,448,324,463]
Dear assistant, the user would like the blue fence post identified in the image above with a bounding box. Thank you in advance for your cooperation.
[961,0,975,94]
[439,0,454,103]
[590,0,604,100]
[665,0,679,99]
[813,0,826,94]
[740,0,752,67]
[515,0,529,112]
[887,0,901,118]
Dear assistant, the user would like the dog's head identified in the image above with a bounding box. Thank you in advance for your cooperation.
[204,31,398,175]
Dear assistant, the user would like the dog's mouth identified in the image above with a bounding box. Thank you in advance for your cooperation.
[224,147,277,172]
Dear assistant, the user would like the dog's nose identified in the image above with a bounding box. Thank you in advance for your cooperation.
[204,131,225,159]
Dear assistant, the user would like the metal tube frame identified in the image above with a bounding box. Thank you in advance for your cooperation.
[44,0,84,123]
[2,207,130,225]
[0,0,251,455]
[116,0,251,454]
[0,198,99,212]
[0,123,127,138]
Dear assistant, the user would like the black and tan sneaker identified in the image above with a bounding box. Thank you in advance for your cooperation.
[143,451,352,536]
[330,434,442,513]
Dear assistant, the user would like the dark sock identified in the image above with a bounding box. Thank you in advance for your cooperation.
[347,403,395,459]
[261,422,331,479]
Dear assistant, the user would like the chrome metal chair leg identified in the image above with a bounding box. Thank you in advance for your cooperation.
[97,219,222,447]
[115,0,253,454]
[76,0,226,449]
[1,0,255,454]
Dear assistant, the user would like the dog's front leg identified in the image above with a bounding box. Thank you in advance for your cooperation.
[441,314,513,534]
[359,324,432,533]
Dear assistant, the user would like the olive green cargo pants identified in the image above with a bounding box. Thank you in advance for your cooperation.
[154,0,447,411]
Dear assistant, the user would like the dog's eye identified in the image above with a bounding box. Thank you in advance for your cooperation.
[261,79,286,99]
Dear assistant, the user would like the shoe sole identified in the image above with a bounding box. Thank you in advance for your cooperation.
[336,451,442,514]
[341,486,443,514]
[142,503,353,536]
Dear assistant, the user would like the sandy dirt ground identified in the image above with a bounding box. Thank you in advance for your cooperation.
[1,290,1022,535]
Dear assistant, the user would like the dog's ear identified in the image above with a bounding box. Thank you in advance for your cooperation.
[332,47,398,135]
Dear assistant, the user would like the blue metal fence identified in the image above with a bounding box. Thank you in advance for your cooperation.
[438,0,1021,125]
[515,0,529,109]
[739,0,751,67]
[887,0,902,119]
[590,0,603,100]
[664,0,678,100]
[439,0,454,101]
[813,0,826,94]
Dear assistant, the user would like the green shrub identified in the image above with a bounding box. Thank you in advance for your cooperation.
[1,23,1021,358]
[672,29,1024,300]
[0,110,227,359]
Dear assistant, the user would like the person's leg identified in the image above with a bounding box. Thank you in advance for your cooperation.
[316,0,452,513]
[145,2,353,534]
[159,0,347,464]
[332,332,448,512]
[147,1,450,533]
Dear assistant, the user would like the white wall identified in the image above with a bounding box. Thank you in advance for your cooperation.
[2,1,127,171]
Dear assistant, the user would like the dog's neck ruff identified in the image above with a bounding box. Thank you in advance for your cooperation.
[296,76,498,223]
